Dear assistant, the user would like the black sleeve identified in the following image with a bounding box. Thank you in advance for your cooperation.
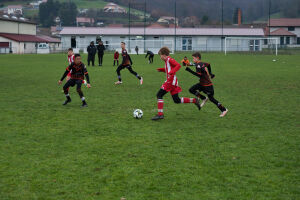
[129,55,133,65]
[207,64,214,76]
[83,65,90,84]
[60,70,69,81]
[185,67,201,78]
[145,52,148,58]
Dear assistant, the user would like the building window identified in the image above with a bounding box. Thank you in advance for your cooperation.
[154,36,159,39]
[120,36,125,39]
[286,37,290,45]
[71,36,76,48]
[280,37,284,45]
[182,37,192,51]
[288,27,295,31]
[80,36,85,38]
[24,43,26,49]
[297,37,300,44]
[249,40,260,51]
[264,39,268,45]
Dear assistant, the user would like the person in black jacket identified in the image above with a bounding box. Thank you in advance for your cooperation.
[97,41,105,66]
[145,50,154,64]
[87,41,96,66]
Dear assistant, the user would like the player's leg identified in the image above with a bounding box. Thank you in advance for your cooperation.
[75,80,87,107]
[87,58,90,66]
[126,65,143,85]
[189,83,208,107]
[150,55,154,63]
[117,59,119,66]
[98,53,101,66]
[205,86,228,117]
[115,64,124,84]
[100,54,103,66]
[152,89,168,120]
[62,79,74,105]
[172,93,201,110]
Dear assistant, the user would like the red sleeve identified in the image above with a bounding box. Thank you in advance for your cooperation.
[169,58,181,75]
[157,68,166,72]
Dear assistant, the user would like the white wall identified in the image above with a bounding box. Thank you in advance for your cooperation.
[0,20,36,35]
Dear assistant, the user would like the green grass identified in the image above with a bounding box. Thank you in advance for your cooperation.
[0,53,299,200]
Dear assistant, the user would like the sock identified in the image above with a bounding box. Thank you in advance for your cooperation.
[136,74,141,80]
[217,103,226,112]
[181,97,196,103]
[157,99,164,116]
[118,76,121,82]
[81,97,87,104]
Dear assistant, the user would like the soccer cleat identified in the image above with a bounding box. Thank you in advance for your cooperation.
[210,74,215,79]
[194,98,201,110]
[115,81,122,85]
[201,97,209,108]
[140,77,143,85]
[219,109,228,117]
[62,98,71,105]
[81,102,88,108]
[151,114,164,121]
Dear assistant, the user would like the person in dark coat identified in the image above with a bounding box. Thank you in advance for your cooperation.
[145,50,154,64]
[97,41,105,66]
[87,41,97,66]
[135,46,139,55]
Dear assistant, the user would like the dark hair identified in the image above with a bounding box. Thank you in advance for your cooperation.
[74,54,81,58]
[68,48,73,51]
[121,42,125,45]
[184,56,187,58]
[192,52,201,59]
[158,47,170,56]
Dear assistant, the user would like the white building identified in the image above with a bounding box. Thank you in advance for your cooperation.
[269,18,300,46]
[6,5,23,15]
[0,16,60,54]
[59,27,265,53]
[103,3,126,13]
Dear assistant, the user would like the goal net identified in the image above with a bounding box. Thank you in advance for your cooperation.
[225,37,278,55]
[105,40,175,54]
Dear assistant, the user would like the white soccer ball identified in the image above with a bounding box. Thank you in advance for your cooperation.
[133,109,143,119]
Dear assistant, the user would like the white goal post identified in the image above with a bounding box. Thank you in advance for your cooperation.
[225,37,279,56]
[105,40,175,54]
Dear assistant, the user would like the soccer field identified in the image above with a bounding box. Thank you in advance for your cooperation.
[0,52,299,200]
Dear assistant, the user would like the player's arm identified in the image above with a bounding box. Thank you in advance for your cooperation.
[145,52,148,58]
[58,66,71,84]
[83,65,91,88]
[128,55,133,65]
[157,68,166,72]
[169,58,181,75]
[206,63,215,78]
[185,67,202,78]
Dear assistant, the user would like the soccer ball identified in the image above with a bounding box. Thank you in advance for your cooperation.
[133,109,143,119]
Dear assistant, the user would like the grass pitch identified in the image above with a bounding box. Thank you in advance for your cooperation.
[0,52,299,200]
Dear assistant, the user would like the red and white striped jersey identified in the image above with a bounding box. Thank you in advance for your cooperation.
[68,55,75,65]
[164,56,181,86]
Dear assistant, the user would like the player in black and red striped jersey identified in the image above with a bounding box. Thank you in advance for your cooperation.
[185,52,228,117]
[58,54,91,107]
[115,42,143,85]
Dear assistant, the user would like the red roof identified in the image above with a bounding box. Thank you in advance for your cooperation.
[36,35,61,43]
[269,18,300,27]
[0,33,48,42]
[270,28,296,36]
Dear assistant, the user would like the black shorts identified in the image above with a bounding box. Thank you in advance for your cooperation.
[190,83,214,96]
[63,79,82,90]
[117,64,132,71]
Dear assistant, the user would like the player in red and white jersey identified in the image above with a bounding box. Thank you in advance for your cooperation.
[67,48,75,81]
[151,47,201,121]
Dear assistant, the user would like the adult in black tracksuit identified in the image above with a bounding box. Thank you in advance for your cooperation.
[97,41,105,66]
[87,41,97,66]
[145,50,154,64]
